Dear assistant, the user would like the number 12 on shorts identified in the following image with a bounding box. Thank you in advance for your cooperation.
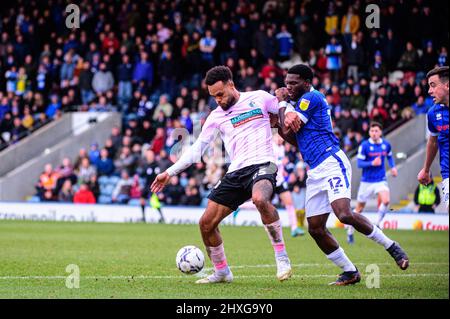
[328,177,343,190]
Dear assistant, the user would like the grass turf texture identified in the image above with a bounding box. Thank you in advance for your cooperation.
[0,220,448,299]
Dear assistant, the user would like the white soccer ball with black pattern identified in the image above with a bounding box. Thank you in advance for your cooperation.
[176,245,205,274]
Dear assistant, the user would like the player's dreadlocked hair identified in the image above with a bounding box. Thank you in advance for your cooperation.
[205,66,233,85]
[287,64,314,82]
[427,66,449,83]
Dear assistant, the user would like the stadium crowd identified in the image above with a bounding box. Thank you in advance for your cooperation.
[0,0,447,206]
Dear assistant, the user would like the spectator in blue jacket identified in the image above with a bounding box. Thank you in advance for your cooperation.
[96,148,115,176]
[325,36,343,82]
[133,51,153,90]
[89,142,100,164]
[276,24,294,61]
[45,95,61,119]
[0,97,10,121]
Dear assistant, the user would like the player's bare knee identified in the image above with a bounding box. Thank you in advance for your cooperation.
[199,216,216,234]
[252,180,274,209]
[252,194,270,210]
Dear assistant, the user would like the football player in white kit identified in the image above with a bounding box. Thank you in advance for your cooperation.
[152,66,293,284]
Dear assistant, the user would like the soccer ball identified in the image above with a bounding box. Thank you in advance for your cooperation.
[176,245,205,274]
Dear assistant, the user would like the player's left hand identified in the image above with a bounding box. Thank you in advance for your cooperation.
[285,112,301,132]
[269,113,279,128]
[391,167,398,177]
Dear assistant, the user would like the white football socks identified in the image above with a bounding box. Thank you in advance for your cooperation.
[366,225,394,249]
[326,247,357,272]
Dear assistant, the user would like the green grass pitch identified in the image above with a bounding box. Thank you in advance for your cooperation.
[0,220,448,299]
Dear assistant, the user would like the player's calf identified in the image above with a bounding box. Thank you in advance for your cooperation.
[264,219,293,281]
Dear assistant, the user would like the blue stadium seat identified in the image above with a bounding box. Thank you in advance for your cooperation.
[98,195,112,204]
[98,175,109,185]
[103,184,115,196]
[109,176,120,185]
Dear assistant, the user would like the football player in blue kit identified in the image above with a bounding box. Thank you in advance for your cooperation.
[347,122,398,244]
[275,64,409,286]
[418,66,449,210]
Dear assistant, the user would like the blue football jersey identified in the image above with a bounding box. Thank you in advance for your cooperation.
[427,104,449,179]
[357,139,395,182]
[293,89,340,169]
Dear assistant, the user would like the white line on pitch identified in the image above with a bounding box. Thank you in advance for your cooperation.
[202,261,449,271]
[0,262,447,280]
[0,273,448,280]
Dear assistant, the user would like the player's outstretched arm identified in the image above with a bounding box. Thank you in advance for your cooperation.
[150,138,208,193]
[150,115,216,193]
[418,135,438,185]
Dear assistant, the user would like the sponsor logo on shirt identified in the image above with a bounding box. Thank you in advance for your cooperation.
[230,108,263,128]
[368,151,388,157]
[436,113,442,120]
[299,98,310,111]
[436,124,449,131]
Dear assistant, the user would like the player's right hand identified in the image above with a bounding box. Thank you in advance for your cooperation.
[372,157,382,166]
[417,168,432,185]
[151,172,171,193]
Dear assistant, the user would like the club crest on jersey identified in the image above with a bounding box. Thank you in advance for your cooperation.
[249,101,257,107]
[436,113,442,120]
[299,98,310,111]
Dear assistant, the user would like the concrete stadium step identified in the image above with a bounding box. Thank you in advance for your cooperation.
[0,113,121,201]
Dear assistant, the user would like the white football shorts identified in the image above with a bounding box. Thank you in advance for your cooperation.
[356,181,390,203]
[305,150,352,218]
